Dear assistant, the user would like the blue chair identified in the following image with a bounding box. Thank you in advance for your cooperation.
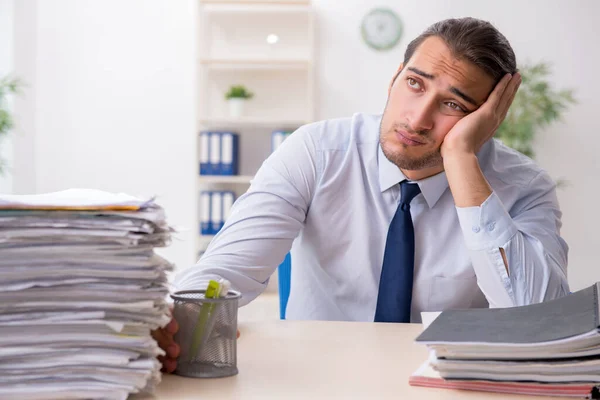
[277,253,292,319]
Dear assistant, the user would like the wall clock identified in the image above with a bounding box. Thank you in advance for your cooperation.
[361,8,403,51]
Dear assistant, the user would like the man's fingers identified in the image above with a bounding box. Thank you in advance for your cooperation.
[166,318,179,335]
[167,343,180,359]
[158,355,177,374]
[152,328,178,356]
[485,73,512,110]
[498,73,522,118]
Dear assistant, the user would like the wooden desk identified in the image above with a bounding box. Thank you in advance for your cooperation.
[146,320,571,399]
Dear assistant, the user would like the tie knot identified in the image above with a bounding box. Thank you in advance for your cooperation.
[400,180,421,207]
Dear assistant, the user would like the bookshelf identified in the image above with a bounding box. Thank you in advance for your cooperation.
[199,117,309,128]
[201,58,312,71]
[198,175,254,184]
[202,0,309,4]
[203,3,311,13]
[196,0,316,283]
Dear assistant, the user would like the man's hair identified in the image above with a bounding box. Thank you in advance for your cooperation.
[404,17,517,83]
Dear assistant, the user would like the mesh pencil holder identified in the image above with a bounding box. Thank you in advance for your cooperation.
[171,289,241,378]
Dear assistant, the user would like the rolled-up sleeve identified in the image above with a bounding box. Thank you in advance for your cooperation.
[174,126,320,306]
[455,170,569,308]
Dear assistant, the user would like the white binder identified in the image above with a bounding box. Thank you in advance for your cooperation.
[209,132,221,175]
[200,191,211,235]
[222,191,235,221]
[199,132,210,175]
[210,191,223,234]
[271,131,287,153]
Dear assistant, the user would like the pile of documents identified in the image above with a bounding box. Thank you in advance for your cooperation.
[411,284,600,398]
[0,189,174,400]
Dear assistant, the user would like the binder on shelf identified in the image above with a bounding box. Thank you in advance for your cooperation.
[199,131,210,175]
[271,130,292,153]
[200,191,211,235]
[222,191,235,221]
[199,131,240,176]
[220,132,239,176]
[210,191,223,234]
[199,191,237,237]
[209,131,221,175]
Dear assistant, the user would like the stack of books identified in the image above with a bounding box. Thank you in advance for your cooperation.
[0,189,174,400]
[411,283,600,398]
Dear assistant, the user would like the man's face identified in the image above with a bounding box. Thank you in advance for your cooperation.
[380,36,496,173]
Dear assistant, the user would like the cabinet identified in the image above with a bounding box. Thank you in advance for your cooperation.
[196,0,315,294]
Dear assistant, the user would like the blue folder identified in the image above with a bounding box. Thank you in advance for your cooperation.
[220,132,239,175]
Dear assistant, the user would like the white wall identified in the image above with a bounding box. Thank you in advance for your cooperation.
[11,0,600,290]
[0,0,14,194]
[313,0,600,291]
[13,0,198,272]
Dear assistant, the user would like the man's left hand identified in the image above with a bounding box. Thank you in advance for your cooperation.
[441,72,522,158]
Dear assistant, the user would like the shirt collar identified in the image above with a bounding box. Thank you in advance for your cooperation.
[377,143,449,208]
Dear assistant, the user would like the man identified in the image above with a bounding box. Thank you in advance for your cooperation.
[155,17,569,372]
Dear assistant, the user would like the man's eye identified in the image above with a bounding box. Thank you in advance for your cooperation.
[446,101,465,112]
[407,78,421,90]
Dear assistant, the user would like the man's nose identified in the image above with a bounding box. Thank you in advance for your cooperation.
[407,97,435,132]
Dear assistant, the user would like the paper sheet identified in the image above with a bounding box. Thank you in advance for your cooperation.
[0,188,149,210]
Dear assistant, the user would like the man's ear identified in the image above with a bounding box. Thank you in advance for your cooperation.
[388,63,404,95]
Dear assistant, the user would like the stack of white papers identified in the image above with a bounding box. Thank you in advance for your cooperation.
[0,189,174,400]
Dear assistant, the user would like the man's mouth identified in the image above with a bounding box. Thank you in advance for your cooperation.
[394,129,426,146]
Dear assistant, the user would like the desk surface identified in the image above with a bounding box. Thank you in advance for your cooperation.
[145,320,571,400]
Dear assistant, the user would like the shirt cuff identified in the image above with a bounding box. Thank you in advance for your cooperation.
[455,192,518,251]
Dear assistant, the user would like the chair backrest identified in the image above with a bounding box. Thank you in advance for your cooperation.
[277,253,292,319]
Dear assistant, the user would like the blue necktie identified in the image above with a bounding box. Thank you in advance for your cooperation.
[374,180,421,323]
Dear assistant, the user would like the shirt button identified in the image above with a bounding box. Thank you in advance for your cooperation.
[488,222,496,231]
[472,226,481,233]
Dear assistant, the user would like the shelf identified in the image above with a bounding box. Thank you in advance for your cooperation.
[199,175,254,184]
[203,3,311,14]
[202,0,310,5]
[199,116,308,128]
[200,58,311,71]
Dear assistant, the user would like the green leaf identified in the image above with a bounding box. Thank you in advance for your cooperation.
[224,85,254,100]
[498,61,576,161]
[0,75,22,176]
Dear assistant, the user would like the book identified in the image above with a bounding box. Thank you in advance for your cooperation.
[416,284,600,360]
[411,284,600,398]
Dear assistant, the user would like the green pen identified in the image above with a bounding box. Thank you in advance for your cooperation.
[187,279,230,362]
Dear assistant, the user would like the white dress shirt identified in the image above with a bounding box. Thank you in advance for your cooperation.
[175,113,570,322]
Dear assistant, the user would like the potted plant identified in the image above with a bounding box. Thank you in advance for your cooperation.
[225,85,253,118]
[496,62,576,159]
[0,76,20,176]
